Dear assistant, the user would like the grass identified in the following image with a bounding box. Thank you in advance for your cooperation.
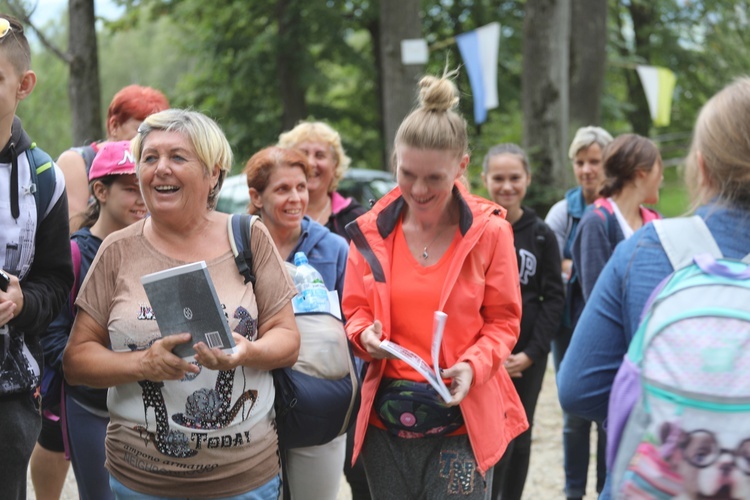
[653,165,690,217]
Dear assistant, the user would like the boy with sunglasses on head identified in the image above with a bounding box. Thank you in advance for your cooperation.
[0,14,74,500]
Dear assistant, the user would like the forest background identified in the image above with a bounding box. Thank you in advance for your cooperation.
[5,0,750,217]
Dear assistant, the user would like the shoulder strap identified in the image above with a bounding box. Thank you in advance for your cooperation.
[71,144,98,174]
[69,239,82,315]
[27,144,56,222]
[592,200,619,250]
[228,214,259,285]
[533,217,547,242]
[606,209,618,249]
[653,216,723,270]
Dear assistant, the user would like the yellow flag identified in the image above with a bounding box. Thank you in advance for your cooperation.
[636,65,677,127]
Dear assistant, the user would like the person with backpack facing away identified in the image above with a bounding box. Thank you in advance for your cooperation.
[481,144,565,500]
[557,77,750,499]
[56,84,169,233]
[0,14,73,500]
[544,125,613,500]
[34,141,146,500]
[571,133,663,303]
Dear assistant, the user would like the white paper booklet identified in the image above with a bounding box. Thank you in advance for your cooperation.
[379,311,451,403]
[141,261,237,359]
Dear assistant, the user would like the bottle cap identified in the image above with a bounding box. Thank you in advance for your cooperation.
[294,252,308,266]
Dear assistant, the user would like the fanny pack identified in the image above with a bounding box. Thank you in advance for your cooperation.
[374,378,463,438]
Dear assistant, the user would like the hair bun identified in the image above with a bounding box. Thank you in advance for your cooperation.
[418,75,459,112]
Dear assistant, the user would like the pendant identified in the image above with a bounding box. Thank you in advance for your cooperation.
[422,247,429,260]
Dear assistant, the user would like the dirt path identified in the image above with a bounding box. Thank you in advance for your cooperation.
[36,364,600,499]
[521,363,599,499]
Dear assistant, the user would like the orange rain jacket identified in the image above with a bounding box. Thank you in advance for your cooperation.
[343,181,528,473]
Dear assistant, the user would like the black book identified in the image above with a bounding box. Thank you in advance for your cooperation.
[141,261,236,359]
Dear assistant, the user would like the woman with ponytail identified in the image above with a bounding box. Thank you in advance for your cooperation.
[571,134,663,302]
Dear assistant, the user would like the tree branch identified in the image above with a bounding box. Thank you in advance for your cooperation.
[6,1,73,64]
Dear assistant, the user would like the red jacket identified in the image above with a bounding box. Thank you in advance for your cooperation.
[343,181,528,473]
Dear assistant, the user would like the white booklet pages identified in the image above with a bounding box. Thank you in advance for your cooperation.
[379,311,452,403]
[141,261,237,359]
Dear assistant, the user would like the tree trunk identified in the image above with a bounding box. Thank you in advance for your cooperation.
[379,0,423,169]
[68,0,102,144]
[569,0,607,131]
[624,0,654,136]
[522,0,571,209]
[276,0,307,131]
[368,18,386,170]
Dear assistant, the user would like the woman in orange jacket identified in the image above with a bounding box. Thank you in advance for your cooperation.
[342,70,527,499]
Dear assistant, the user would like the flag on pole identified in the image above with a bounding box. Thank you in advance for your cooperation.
[636,65,677,127]
[456,22,500,125]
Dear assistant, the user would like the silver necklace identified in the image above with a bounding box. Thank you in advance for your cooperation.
[422,226,450,260]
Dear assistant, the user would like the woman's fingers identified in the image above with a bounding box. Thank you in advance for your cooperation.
[140,333,199,381]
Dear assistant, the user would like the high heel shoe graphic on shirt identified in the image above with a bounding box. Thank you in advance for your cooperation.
[134,306,261,457]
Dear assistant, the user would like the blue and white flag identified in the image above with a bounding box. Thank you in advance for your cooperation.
[456,22,500,125]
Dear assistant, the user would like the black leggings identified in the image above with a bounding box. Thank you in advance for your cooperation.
[491,356,548,500]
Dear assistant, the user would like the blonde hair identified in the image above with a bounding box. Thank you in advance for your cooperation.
[395,70,468,157]
[131,109,233,210]
[686,77,750,210]
[568,126,613,160]
[278,121,351,192]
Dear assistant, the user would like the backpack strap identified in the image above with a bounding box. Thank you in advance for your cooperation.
[70,144,98,174]
[592,199,619,251]
[653,216,723,270]
[69,239,82,316]
[27,144,56,223]
[227,214,259,285]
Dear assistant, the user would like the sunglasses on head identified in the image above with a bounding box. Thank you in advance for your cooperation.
[0,18,11,40]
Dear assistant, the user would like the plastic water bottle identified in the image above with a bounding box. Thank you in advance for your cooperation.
[292,252,330,313]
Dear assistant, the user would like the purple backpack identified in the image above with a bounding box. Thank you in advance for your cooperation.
[608,216,750,499]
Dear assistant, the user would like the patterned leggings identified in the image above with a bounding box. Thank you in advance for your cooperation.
[361,426,493,500]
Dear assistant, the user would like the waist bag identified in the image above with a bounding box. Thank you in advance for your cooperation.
[227,214,360,449]
[375,378,464,438]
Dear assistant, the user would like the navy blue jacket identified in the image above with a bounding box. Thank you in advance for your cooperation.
[42,227,106,410]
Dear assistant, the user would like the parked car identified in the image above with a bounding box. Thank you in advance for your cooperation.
[216,168,397,215]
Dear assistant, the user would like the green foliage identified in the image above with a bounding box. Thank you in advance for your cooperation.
[654,165,689,217]
[98,9,195,106]
[18,3,194,158]
[113,0,383,173]
[421,1,525,191]
[18,0,750,212]
[20,16,71,159]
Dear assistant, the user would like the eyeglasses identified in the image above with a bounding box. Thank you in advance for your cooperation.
[0,18,11,41]
[681,429,750,475]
